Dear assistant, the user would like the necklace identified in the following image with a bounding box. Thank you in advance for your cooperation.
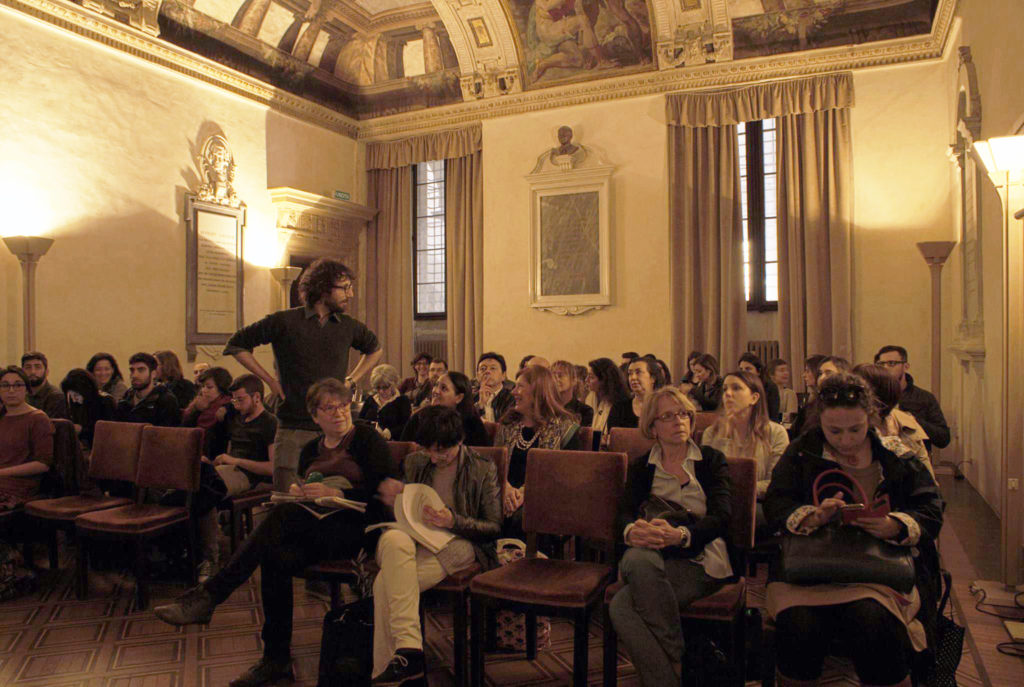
[513,425,539,451]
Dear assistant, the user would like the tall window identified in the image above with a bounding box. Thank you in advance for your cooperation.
[738,120,779,311]
[413,160,446,318]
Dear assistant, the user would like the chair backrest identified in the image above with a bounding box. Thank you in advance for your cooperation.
[89,421,145,483]
[574,426,595,452]
[136,426,203,491]
[45,419,86,496]
[694,412,718,434]
[468,445,509,505]
[523,449,627,544]
[725,457,757,550]
[482,421,499,445]
[607,427,654,460]
[386,441,417,477]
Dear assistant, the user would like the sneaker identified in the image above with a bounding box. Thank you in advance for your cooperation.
[228,657,294,687]
[372,649,425,686]
[153,585,215,626]
[197,559,217,584]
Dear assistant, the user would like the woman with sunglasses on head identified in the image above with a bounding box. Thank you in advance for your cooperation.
[0,366,53,509]
[701,370,788,534]
[608,386,732,687]
[764,373,943,687]
[359,364,413,440]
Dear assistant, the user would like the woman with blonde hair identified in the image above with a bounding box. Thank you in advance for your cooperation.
[358,363,412,440]
[609,386,732,687]
[494,365,579,535]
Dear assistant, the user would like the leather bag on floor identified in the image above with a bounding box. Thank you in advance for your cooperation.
[317,596,373,687]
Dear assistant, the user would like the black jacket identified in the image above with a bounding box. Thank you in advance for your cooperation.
[474,386,514,421]
[115,384,181,427]
[565,398,594,428]
[691,378,723,412]
[358,394,413,440]
[617,444,732,560]
[401,410,490,448]
[765,429,944,656]
[764,378,782,422]
[898,374,950,449]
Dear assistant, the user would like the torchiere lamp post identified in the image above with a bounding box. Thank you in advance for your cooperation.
[3,235,55,352]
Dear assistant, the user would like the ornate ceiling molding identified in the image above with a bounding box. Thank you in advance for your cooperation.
[433,0,521,101]
[1,0,360,138]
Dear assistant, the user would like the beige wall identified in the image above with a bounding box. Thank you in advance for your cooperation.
[0,7,358,380]
[481,96,673,371]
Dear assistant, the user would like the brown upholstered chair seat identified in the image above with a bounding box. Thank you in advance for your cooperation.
[26,495,133,520]
[603,577,746,619]
[76,504,189,533]
[434,561,482,590]
[227,486,272,509]
[471,558,614,607]
[303,558,378,579]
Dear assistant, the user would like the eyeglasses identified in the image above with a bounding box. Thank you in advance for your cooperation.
[374,385,393,392]
[819,386,865,403]
[318,403,351,415]
[876,360,906,368]
[654,409,692,424]
[333,282,355,293]
[230,393,251,404]
[0,382,27,390]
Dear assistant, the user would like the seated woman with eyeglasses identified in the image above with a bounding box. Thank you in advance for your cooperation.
[155,377,394,687]
[764,373,943,687]
[0,366,53,509]
[609,386,733,687]
[359,363,413,440]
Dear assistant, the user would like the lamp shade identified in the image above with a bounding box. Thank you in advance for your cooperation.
[973,135,1024,176]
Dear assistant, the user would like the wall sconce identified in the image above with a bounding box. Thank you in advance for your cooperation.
[972,133,1024,601]
[3,235,54,353]
[269,266,302,310]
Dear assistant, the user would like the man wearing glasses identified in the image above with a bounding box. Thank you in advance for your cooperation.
[224,258,382,491]
[874,345,950,449]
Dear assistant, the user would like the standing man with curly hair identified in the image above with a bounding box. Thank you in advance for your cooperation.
[224,258,382,490]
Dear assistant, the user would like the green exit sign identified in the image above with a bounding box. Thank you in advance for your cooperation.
[334,190,350,201]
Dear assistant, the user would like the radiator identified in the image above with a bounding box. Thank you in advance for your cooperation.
[747,340,780,363]
[414,337,447,363]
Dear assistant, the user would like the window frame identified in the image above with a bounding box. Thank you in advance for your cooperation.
[412,160,447,320]
[740,119,779,313]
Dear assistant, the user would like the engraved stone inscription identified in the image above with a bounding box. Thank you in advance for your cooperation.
[539,191,600,296]
[196,211,239,334]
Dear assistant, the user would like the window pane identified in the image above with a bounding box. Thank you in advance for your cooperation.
[764,174,777,218]
[765,218,777,263]
[765,261,779,302]
[417,283,445,314]
[425,182,444,215]
[414,161,446,316]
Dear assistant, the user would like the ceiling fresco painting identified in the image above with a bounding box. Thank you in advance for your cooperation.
[508,0,655,87]
[729,0,939,59]
[70,0,942,121]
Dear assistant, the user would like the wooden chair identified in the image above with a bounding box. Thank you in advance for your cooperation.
[482,421,499,446]
[694,411,719,434]
[26,421,143,570]
[606,427,654,460]
[74,425,203,609]
[602,457,758,687]
[574,426,594,452]
[470,448,628,687]
[221,486,273,554]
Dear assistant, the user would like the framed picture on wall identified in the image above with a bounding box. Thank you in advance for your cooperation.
[527,163,613,315]
[184,194,245,357]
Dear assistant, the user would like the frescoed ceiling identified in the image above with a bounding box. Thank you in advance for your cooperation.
[73,0,940,120]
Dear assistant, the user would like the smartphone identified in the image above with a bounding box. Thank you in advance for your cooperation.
[840,503,866,511]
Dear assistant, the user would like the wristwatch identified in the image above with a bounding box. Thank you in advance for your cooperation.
[676,526,690,548]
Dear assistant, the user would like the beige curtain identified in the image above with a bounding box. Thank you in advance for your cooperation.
[667,73,853,387]
[365,126,482,374]
[667,103,746,379]
[445,151,483,373]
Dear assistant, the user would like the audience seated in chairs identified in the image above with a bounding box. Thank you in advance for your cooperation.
[769,358,799,428]
[154,350,196,410]
[586,357,633,448]
[428,358,448,385]
[493,365,579,538]
[622,355,667,431]
[701,369,789,536]
[60,368,115,451]
[21,351,68,420]
[875,344,951,451]
[688,353,723,412]
[87,352,128,404]
[608,386,733,687]
[401,371,490,448]
[739,351,782,422]
[115,353,181,427]
[181,366,234,458]
[764,372,943,687]
[154,377,394,687]
[853,364,933,477]
[678,349,703,394]
[359,364,413,440]
[399,353,433,408]
[0,366,53,510]
[788,353,828,439]
[551,359,594,427]
[370,405,501,685]
[474,352,514,423]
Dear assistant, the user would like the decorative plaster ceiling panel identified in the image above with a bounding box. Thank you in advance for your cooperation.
[191,0,237,25]
[355,0,424,13]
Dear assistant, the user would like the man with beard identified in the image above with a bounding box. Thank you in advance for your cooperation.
[115,352,181,426]
[21,351,68,419]
[224,258,382,491]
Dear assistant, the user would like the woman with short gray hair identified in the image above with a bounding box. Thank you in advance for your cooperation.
[359,363,412,439]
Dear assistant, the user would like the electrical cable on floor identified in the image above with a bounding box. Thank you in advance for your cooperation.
[970,587,1024,656]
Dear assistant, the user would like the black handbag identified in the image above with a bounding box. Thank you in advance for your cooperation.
[317,596,374,687]
[928,569,964,687]
[777,522,916,593]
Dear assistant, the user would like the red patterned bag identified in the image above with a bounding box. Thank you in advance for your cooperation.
[494,538,551,651]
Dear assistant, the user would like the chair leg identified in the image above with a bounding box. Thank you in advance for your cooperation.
[572,607,590,687]
[734,609,747,687]
[602,602,618,687]
[452,589,468,687]
[48,527,60,570]
[231,507,243,554]
[525,611,538,660]
[134,540,148,610]
[75,532,88,599]
[470,597,485,687]
[187,520,198,586]
[762,621,776,687]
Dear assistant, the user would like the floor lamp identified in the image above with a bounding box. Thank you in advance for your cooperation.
[973,134,1024,603]
[269,266,302,310]
[3,235,55,353]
